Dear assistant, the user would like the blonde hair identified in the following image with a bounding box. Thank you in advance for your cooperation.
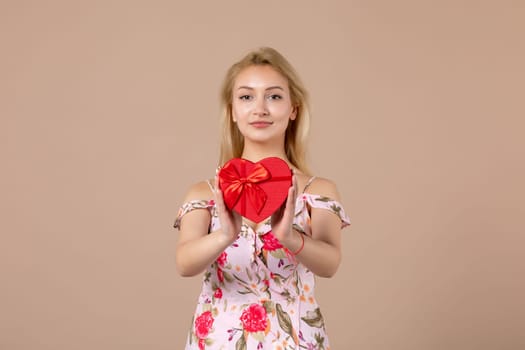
[218,47,311,175]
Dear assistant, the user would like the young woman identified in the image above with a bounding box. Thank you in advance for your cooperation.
[174,47,351,350]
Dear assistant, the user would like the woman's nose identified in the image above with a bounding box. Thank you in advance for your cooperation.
[253,97,269,116]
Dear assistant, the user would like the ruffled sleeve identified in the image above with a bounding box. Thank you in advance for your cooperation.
[298,194,351,229]
[173,199,214,229]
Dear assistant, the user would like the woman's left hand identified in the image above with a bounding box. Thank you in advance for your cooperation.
[271,174,298,246]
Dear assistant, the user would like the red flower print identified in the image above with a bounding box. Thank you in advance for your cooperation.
[217,268,224,283]
[216,251,227,267]
[214,288,222,299]
[194,310,214,339]
[240,303,268,333]
[261,232,283,251]
[198,338,205,350]
[208,199,215,206]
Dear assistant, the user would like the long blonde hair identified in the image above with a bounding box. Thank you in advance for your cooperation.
[218,47,311,175]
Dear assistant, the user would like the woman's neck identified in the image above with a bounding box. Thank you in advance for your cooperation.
[241,141,290,165]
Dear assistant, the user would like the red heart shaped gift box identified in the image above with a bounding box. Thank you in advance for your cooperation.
[218,157,293,223]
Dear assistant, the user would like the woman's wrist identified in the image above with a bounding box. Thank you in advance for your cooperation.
[290,230,305,255]
[282,229,304,255]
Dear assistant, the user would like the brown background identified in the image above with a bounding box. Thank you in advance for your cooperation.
[1,1,524,349]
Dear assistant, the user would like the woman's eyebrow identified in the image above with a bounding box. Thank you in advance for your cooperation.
[236,86,284,91]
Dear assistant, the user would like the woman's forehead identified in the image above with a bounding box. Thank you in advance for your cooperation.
[234,65,289,90]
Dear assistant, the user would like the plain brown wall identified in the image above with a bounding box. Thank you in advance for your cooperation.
[2,1,524,349]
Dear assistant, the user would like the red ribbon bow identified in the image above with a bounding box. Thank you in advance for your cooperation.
[220,159,271,214]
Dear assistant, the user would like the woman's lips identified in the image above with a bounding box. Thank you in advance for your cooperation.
[250,121,273,128]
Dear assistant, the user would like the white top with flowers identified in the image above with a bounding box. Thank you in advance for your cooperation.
[174,184,351,350]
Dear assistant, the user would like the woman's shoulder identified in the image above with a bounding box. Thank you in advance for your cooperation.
[174,180,215,229]
[301,175,341,201]
[297,175,350,227]
[182,179,214,202]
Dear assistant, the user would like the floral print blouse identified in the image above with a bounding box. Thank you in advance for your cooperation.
[174,182,351,350]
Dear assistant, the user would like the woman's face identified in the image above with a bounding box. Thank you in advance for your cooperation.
[231,65,296,146]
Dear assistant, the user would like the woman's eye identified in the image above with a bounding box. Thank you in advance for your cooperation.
[239,95,252,100]
[268,94,282,100]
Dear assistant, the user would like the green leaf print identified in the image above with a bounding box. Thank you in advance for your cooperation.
[301,308,325,328]
[262,299,275,314]
[245,267,253,281]
[293,271,301,296]
[233,273,249,285]
[238,289,257,296]
[283,263,297,270]
[276,303,297,344]
[315,196,331,202]
[223,270,234,283]
[315,332,326,349]
[292,223,305,233]
[188,315,194,345]
[272,275,282,286]
[260,249,267,265]
[235,333,247,350]
[330,203,341,214]
[252,330,265,342]
[279,289,296,304]
[270,249,287,259]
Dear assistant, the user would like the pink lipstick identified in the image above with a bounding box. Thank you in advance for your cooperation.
[250,121,273,128]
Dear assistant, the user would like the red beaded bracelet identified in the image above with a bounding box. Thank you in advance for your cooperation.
[291,231,305,255]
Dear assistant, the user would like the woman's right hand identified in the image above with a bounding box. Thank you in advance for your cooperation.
[213,174,242,244]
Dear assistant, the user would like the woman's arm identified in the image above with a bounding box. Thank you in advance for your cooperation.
[175,180,241,277]
[272,177,344,278]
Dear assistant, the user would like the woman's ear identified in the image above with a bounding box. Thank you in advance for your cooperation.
[290,105,298,121]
